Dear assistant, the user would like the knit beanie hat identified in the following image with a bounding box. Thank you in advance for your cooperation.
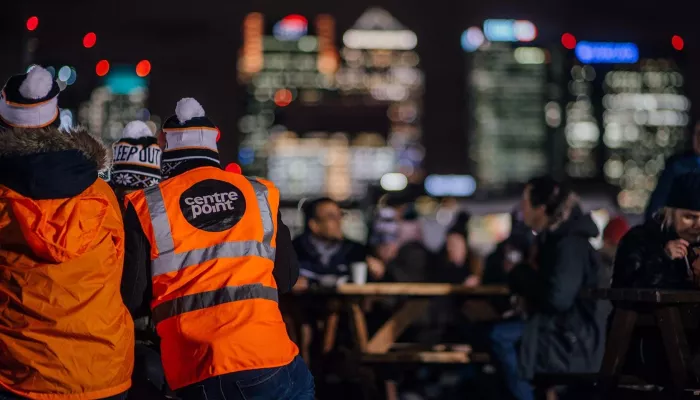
[0,66,60,129]
[110,120,162,189]
[603,216,630,246]
[666,173,700,212]
[161,98,220,179]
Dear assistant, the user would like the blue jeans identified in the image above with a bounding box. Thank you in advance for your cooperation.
[177,356,315,400]
[490,320,534,400]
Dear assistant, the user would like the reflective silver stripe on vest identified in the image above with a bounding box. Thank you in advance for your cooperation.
[144,177,276,278]
[153,240,275,274]
[151,283,278,324]
[248,178,275,247]
[144,186,175,255]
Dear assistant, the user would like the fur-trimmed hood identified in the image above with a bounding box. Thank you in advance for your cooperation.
[0,126,110,200]
[0,126,109,170]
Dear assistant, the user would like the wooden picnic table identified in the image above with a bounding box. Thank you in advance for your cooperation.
[293,283,509,363]
[582,288,700,397]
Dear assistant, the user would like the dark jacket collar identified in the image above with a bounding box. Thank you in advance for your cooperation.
[0,127,107,199]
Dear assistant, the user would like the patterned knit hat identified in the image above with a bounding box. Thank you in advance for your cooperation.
[110,120,162,189]
[161,98,220,179]
[0,66,60,129]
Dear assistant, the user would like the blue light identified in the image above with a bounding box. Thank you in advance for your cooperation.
[484,19,515,42]
[238,147,255,166]
[575,41,639,64]
[461,27,485,52]
[483,19,537,42]
[105,74,146,95]
[424,175,476,197]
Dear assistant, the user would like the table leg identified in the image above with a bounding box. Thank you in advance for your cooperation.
[366,299,431,354]
[322,299,342,354]
[598,308,637,397]
[655,306,690,394]
[350,302,369,352]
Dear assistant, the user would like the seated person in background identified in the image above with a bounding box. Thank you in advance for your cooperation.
[611,173,700,385]
[614,173,700,289]
[506,176,606,400]
[293,197,384,288]
[480,208,536,400]
[371,204,430,283]
[434,211,484,286]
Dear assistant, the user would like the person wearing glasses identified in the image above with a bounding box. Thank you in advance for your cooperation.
[294,197,385,288]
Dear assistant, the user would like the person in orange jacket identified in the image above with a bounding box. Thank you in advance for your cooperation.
[122,98,312,400]
[0,66,134,399]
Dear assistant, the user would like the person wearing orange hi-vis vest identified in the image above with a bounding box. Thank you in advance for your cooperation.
[121,98,313,400]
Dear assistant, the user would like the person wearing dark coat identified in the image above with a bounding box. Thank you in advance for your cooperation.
[614,173,700,289]
[611,173,700,386]
[293,197,379,288]
[644,122,700,221]
[505,176,606,400]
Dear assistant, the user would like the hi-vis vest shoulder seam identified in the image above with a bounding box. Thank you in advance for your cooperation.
[141,176,277,325]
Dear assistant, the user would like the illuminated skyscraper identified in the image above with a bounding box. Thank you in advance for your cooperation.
[462,20,561,191]
[237,13,336,178]
[237,10,422,204]
[337,7,424,182]
[563,41,689,213]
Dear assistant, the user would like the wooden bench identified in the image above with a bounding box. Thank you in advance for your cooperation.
[361,343,491,364]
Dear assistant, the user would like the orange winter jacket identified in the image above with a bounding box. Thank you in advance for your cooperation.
[0,127,134,400]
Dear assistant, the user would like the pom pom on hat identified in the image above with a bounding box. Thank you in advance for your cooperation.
[175,98,205,124]
[160,97,220,178]
[19,66,54,100]
[225,163,242,174]
[121,120,154,139]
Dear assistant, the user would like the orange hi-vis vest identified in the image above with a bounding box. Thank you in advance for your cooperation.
[125,166,298,390]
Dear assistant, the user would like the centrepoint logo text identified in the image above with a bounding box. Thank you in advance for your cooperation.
[184,192,239,218]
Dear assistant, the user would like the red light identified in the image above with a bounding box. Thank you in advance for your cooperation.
[225,163,242,174]
[95,60,110,77]
[26,16,39,31]
[561,33,576,50]
[83,32,97,48]
[135,60,151,77]
[672,35,684,51]
[282,14,308,25]
[274,89,293,107]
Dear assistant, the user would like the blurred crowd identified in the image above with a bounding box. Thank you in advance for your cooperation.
[3,64,700,400]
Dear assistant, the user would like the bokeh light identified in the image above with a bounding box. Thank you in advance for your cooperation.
[135,60,151,77]
[274,89,293,107]
[58,66,71,82]
[672,35,684,51]
[561,33,576,50]
[96,60,110,77]
[83,32,97,48]
[66,68,77,85]
[26,16,39,31]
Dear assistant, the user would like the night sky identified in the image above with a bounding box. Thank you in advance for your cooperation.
[3,0,696,175]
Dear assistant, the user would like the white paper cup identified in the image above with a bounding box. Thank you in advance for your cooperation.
[351,262,368,284]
